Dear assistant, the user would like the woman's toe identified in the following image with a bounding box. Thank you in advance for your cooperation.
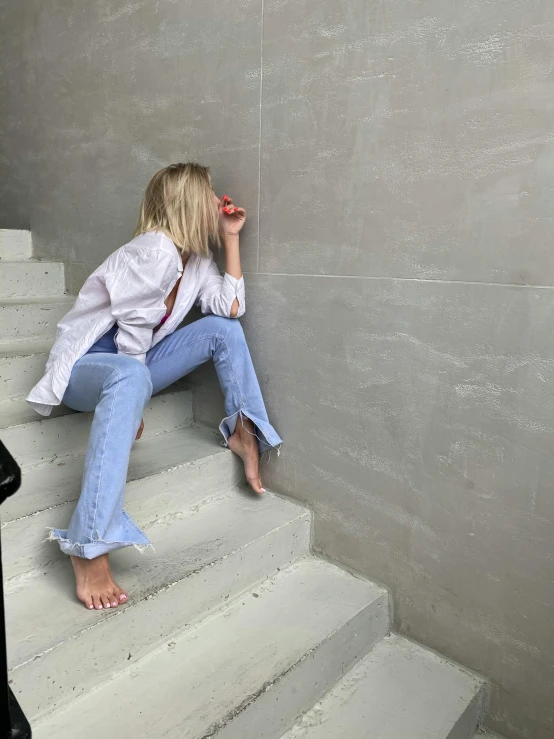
[248,477,265,495]
[92,595,103,610]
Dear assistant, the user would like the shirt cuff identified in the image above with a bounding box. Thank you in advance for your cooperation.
[222,273,245,310]
[117,350,147,364]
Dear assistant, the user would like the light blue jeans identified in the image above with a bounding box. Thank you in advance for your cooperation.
[49,316,282,559]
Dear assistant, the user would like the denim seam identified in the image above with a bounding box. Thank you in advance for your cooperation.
[219,340,245,409]
[89,365,121,540]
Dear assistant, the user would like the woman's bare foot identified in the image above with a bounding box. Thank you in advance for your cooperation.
[71,553,128,610]
[227,415,266,495]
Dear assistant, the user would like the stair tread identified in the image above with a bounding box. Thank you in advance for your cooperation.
[1,420,229,522]
[7,490,309,669]
[2,387,193,468]
[0,229,32,260]
[0,295,73,306]
[2,425,244,583]
[28,558,384,738]
[0,260,61,264]
[0,260,65,297]
[280,633,486,739]
[0,395,73,429]
[0,299,73,344]
[8,492,310,723]
[0,338,52,358]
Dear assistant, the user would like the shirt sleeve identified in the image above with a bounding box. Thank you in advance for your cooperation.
[105,247,177,363]
[196,258,246,318]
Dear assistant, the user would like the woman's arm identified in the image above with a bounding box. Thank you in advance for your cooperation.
[196,194,247,319]
[221,195,245,318]
[224,233,242,317]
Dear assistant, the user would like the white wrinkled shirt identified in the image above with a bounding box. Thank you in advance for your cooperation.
[26,231,245,416]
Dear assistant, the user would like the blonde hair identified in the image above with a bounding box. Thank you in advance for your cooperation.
[134,162,221,256]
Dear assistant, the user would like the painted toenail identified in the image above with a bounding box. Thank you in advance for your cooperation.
[97,605,103,609]
[88,605,94,609]
[112,602,117,607]
[106,603,110,608]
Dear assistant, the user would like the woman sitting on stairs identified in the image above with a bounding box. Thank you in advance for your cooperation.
[26,162,282,611]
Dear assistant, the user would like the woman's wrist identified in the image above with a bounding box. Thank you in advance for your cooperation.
[223,232,242,279]
[223,232,240,248]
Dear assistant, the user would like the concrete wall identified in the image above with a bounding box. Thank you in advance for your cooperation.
[1,2,554,737]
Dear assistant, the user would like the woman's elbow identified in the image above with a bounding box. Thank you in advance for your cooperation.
[229,298,244,319]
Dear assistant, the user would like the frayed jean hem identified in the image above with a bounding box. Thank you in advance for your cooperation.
[47,528,153,560]
[218,409,283,455]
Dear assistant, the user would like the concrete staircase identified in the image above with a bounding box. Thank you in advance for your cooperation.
[0,229,492,739]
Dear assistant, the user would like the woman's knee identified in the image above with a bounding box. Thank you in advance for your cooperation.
[117,357,153,397]
[204,315,244,338]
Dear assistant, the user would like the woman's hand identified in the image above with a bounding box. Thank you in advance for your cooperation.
[217,193,243,317]
[219,194,246,236]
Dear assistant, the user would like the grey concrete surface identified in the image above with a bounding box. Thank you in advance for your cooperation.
[32,559,388,738]
[0,0,262,288]
[1,1,554,737]
[279,633,487,739]
[241,273,554,739]
[0,230,32,261]
[260,0,554,285]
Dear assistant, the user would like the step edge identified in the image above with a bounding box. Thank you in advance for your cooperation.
[0,343,52,358]
[3,415,195,468]
[10,509,312,672]
[16,519,312,727]
[1,432,229,528]
[391,632,490,690]
[203,571,390,739]
[27,554,383,732]
[447,679,491,739]
[0,295,72,306]
[1,386,193,435]
[3,486,306,589]
[0,260,64,267]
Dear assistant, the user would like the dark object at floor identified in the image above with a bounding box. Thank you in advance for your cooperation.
[0,440,31,738]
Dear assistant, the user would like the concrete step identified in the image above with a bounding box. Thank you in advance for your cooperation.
[0,297,74,345]
[2,421,232,523]
[0,260,65,299]
[0,395,74,429]
[7,491,311,724]
[279,633,488,739]
[27,557,388,738]
[2,426,245,581]
[2,387,193,468]
[0,230,32,260]
[0,344,50,400]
